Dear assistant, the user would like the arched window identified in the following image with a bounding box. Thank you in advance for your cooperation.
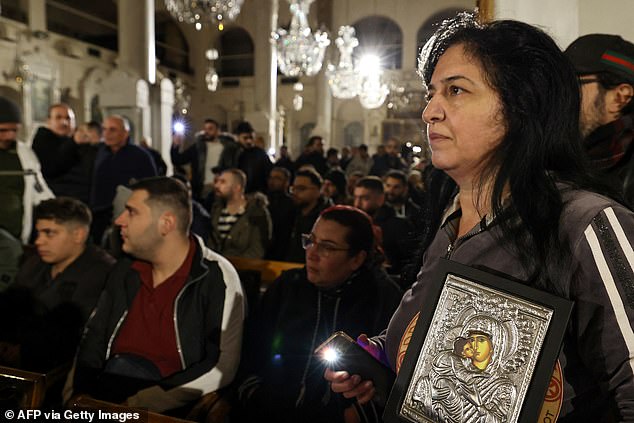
[416,9,468,64]
[156,13,191,73]
[353,16,402,70]
[218,27,255,77]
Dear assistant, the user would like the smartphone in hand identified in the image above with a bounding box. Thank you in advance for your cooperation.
[315,331,395,407]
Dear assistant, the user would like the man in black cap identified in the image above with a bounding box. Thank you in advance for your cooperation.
[0,96,54,245]
[235,121,273,194]
[565,34,634,205]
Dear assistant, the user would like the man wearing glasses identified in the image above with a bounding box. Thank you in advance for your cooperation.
[565,34,634,205]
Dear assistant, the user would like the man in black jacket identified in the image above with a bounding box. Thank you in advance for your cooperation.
[69,177,244,413]
[353,176,413,278]
[171,118,241,202]
[1,197,115,372]
[235,121,273,194]
[565,34,634,206]
[32,104,95,204]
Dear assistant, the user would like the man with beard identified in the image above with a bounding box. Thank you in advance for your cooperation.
[235,121,273,194]
[383,170,420,222]
[209,168,271,258]
[70,177,244,414]
[353,176,412,279]
[0,96,54,244]
[565,34,634,205]
[171,118,241,201]
[284,168,329,262]
[265,167,295,260]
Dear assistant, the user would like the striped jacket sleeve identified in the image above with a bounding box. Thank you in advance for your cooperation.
[573,205,634,420]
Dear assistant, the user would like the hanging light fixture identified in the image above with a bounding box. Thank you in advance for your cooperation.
[273,0,330,77]
[205,48,219,91]
[292,82,304,111]
[358,54,389,109]
[326,25,361,99]
[164,0,244,31]
[173,77,191,115]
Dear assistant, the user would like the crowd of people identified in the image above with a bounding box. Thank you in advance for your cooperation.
[0,10,634,423]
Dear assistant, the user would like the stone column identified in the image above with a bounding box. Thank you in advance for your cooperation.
[117,0,156,83]
[27,0,46,35]
[159,78,175,175]
[251,0,278,150]
[269,0,279,151]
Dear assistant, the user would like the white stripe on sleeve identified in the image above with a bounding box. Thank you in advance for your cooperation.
[584,211,634,376]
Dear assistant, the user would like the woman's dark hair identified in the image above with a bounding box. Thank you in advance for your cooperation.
[415,12,621,295]
[319,205,384,267]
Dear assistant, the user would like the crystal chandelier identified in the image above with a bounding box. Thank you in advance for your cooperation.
[273,0,330,77]
[205,48,219,91]
[326,26,361,99]
[358,55,389,109]
[292,82,304,111]
[164,0,244,31]
[173,77,191,115]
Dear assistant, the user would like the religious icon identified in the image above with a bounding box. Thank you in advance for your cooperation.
[385,259,572,423]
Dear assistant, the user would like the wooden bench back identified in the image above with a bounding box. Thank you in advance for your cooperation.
[226,256,303,287]
[0,366,46,409]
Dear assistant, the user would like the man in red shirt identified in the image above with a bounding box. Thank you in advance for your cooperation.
[68,177,244,413]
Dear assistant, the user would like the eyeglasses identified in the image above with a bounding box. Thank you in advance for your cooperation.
[301,233,350,257]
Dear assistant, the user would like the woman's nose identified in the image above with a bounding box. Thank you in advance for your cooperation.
[422,96,444,124]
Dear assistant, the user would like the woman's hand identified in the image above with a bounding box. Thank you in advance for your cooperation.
[324,333,385,405]
[324,368,376,404]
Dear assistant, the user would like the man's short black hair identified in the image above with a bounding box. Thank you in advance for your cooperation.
[307,135,323,148]
[270,166,291,182]
[129,177,192,235]
[86,120,102,136]
[358,144,368,152]
[326,148,339,158]
[295,168,323,188]
[234,121,254,135]
[355,176,384,194]
[204,118,219,126]
[384,170,408,185]
[34,197,92,228]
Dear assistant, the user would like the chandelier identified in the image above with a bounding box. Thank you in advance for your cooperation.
[205,48,219,91]
[173,77,191,115]
[358,55,389,109]
[164,0,244,31]
[273,0,330,77]
[326,26,361,99]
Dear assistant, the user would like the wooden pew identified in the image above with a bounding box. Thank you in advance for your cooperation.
[0,363,71,409]
[226,256,303,287]
[0,366,46,408]
[226,257,303,315]
[70,395,195,423]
